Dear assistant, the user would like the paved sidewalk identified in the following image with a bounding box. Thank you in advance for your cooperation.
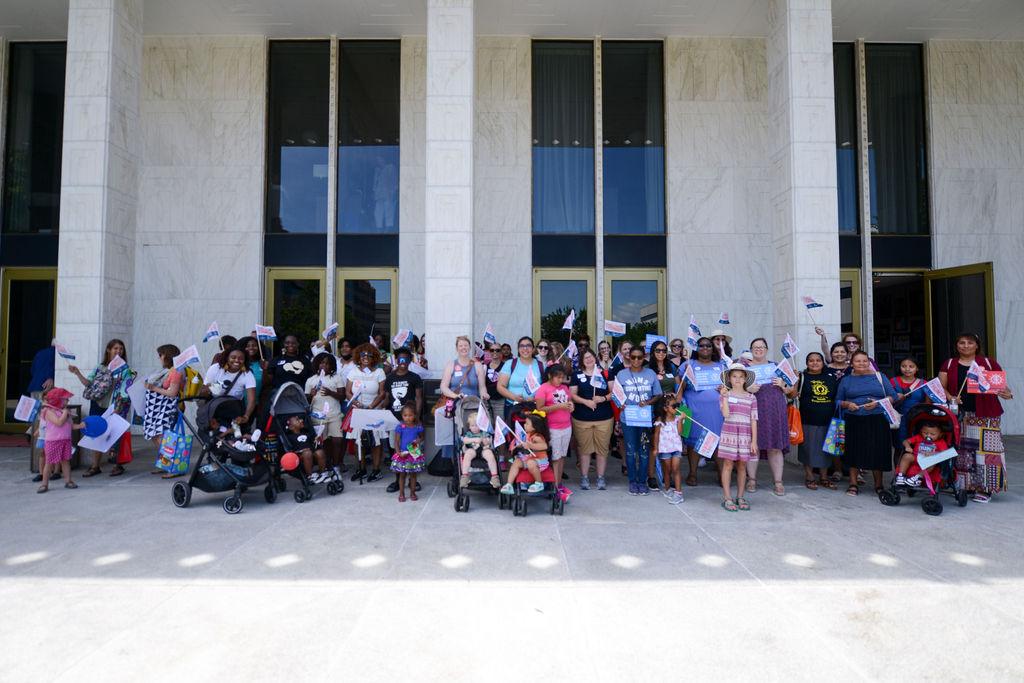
[2,439,1023,682]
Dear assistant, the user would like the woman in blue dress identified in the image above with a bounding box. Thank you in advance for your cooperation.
[682,337,727,486]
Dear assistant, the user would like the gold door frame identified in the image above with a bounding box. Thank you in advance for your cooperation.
[603,268,666,337]
[335,267,399,339]
[0,267,58,433]
[263,267,327,337]
[924,262,995,374]
[840,267,862,338]
[532,268,597,341]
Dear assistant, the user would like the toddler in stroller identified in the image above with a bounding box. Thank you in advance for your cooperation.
[458,399,500,490]
[895,420,950,491]
[500,412,550,495]
[266,381,344,501]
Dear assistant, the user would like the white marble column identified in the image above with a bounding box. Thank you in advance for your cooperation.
[424,0,474,370]
[55,0,142,374]
[767,0,840,358]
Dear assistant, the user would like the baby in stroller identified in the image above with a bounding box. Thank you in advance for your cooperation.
[459,408,500,489]
[895,419,951,491]
[201,397,259,454]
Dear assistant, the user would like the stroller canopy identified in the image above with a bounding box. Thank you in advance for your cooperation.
[269,381,310,417]
[197,396,244,431]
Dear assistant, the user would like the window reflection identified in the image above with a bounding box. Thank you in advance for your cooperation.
[272,279,322,349]
[338,41,400,234]
[539,280,588,340]
[602,42,665,235]
[344,279,392,343]
[833,43,859,234]
[266,42,330,234]
[611,280,658,345]
[532,42,594,234]
[2,43,66,235]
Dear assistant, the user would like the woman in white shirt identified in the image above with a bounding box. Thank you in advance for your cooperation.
[201,348,257,426]
[345,343,387,481]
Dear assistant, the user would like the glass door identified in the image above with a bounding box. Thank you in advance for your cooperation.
[336,268,398,350]
[263,268,326,354]
[604,269,665,346]
[924,263,995,376]
[839,267,862,336]
[1,268,57,431]
[533,268,595,341]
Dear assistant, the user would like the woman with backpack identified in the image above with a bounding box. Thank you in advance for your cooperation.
[68,338,135,477]
[142,344,184,478]
[497,336,546,422]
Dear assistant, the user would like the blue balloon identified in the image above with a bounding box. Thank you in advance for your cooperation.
[83,415,108,438]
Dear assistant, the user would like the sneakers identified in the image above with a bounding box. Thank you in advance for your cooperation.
[557,485,572,503]
[308,471,322,484]
[386,480,400,493]
[628,482,639,496]
[647,476,659,491]
[459,474,470,488]
[333,466,342,478]
[697,457,709,469]
[527,482,544,494]
[905,474,922,488]
[580,476,591,490]
[638,485,650,496]
[490,475,500,488]
[499,482,514,495]
[894,473,906,488]
[596,476,607,490]
[350,468,366,482]
[669,490,685,505]
[367,469,383,483]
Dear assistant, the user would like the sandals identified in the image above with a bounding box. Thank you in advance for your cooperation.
[721,499,738,512]
[846,484,859,496]
[110,465,126,477]
[65,482,78,489]
[736,497,750,511]
[819,478,837,490]
[804,479,819,490]
[82,467,102,478]
[685,475,697,487]
[773,481,785,497]
[36,485,48,494]
[746,480,757,493]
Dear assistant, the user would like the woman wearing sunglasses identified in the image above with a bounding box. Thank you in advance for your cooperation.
[681,337,728,486]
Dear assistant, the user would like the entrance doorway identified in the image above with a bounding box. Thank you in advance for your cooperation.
[871,272,926,378]
[1,268,56,432]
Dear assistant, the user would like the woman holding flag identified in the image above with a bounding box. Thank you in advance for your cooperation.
[939,332,1014,502]
[743,337,797,496]
[570,348,614,490]
[835,350,899,496]
[682,337,727,486]
[69,338,135,477]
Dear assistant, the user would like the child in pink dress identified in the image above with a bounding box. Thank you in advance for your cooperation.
[717,364,758,511]
[38,387,84,493]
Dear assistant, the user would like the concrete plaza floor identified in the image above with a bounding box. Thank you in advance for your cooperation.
[2,439,1023,682]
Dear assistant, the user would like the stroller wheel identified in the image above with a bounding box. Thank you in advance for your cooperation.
[513,495,527,517]
[956,489,970,507]
[455,493,470,512]
[446,480,457,498]
[498,493,507,510]
[326,481,340,496]
[921,498,943,516]
[294,490,307,503]
[264,485,278,504]
[171,481,191,508]
[878,489,900,506]
[223,496,243,515]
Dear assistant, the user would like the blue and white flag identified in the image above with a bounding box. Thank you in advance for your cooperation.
[475,406,491,434]
[493,416,512,447]
[718,312,730,325]
[562,309,576,331]
[686,315,701,349]
[172,344,201,371]
[55,344,76,360]
[255,324,277,342]
[922,377,947,404]
[514,420,529,446]
[801,295,823,310]
[322,322,339,341]
[482,323,496,345]
[604,320,626,338]
[693,426,721,458]
[14,395,41,423]
[781,333,799,360]
[202,321,220,343]
[392,328,412,348]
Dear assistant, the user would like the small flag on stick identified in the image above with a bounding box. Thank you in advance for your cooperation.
[202,321,220,343]
[781,333,799,360]
[562,309,576,331]
[604,320,626,337]
[55,344,76,360]
[718,313,730,325]
[482,323,496,345]
[255,324,277,342]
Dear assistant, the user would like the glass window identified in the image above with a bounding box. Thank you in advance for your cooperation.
[833,43,858,234]
[610,279,659,345]
[2,273,55,425]
[2,43,66,235]
[343,278,392,345]
[602,42,665,235]
[538,279,589,341]
[865,44,929,235]
[266,41,330,234]
[532,42,594,234]
[268,277,323,352]
[338,41,400,234]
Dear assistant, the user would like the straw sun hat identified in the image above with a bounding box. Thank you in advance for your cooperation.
[720,363,755,390]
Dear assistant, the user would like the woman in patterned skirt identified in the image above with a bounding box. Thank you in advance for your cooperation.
[939,332,1014,503]
[743,337,798,496]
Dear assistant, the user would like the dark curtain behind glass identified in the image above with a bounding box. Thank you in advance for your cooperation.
[266,41,330,234]
[2,43,66,234]
[532,42,594,234]
[602,41,665,235]
[866,44,929,235]
[338,41,400,234]
[833,43,858,234]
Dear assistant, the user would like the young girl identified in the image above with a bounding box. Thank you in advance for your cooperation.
[37,387,83,493]
[459,410,500,489]
[532,366,574,496]
[717,363,759,511]
[391,403,426,502]
[499,413,549,495]
[652,395,685,504]
[890,356,926,446]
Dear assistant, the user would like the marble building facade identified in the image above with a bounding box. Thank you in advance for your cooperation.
[0,0,1022,432]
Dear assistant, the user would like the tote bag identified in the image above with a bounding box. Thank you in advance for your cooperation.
[822,410,845,456]
[155,412,193,475]
[787,404,804,445]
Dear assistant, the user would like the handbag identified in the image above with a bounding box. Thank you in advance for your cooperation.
[823,410,845,456]
[83,366,114,401]
[787,403,804,445]
[116,432,133,465]
[154,412,193,475]
[436,362,471,418]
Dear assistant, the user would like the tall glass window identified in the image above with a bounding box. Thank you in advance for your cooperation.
[865,44,929,235]
[266,41,330,234]
[602,42,665,235]
[2,43,66,234]
[532,41,594,234]
[343,278,392,343]
[337,41,400,234]
[833,43,858,234]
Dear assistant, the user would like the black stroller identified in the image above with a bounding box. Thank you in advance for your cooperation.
[446,395,499,512]
[264,381,344,502]
[171,397,277,514]
[878,403,969,515]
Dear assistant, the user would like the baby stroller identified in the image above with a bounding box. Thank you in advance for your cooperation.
[497,447,564,517]
[265,381,344,503]
[446,395,498,513]
[171,397,276,514]
[878,403,969,515]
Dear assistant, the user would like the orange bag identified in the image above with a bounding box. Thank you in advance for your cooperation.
[787,404,804,445]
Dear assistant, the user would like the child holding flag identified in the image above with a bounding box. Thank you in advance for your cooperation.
[500,413,550,495]
[717,363,758,511]
[889,356,927,445]
[390,403,425,502]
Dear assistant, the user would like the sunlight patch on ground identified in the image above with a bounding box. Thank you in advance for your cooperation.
[265,553,301,568]
[351,554,387,568]
[5,551,50,566]
[610,554,643,569]
[440,554,473,569]
[527,554,559,569]
[92,552,132,567]
[178,554,216,568]
[695,554,730,568]
[950,552,987,567]
[783,553,816,568]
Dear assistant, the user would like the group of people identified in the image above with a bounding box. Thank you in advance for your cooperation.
[25,325,1013,512]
